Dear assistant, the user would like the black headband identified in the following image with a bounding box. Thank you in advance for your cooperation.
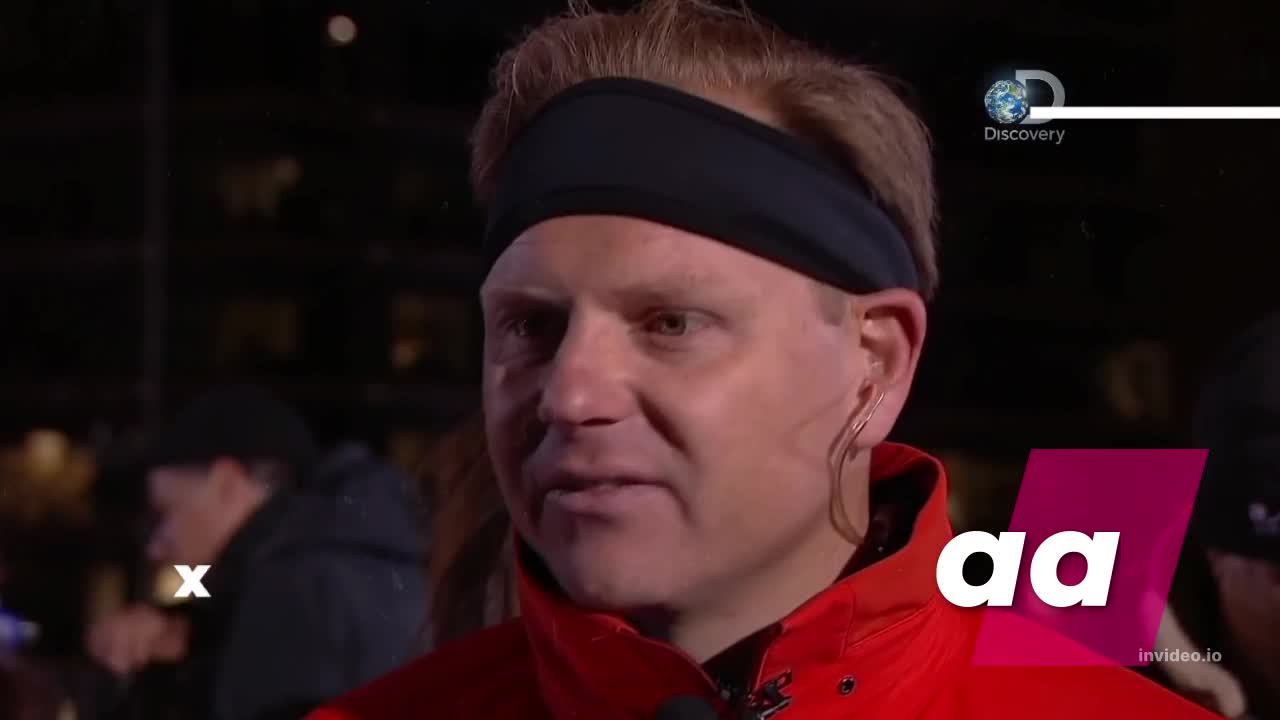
[483,77,920,294]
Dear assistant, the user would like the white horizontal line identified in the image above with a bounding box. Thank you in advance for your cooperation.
[1028,106,1280,120]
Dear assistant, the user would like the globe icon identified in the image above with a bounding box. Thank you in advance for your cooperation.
[984,80,1029,124]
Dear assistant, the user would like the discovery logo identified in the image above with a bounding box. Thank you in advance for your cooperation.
[984,69,1066,145]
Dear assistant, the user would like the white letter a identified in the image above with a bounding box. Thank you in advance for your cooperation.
[936,531,1025,607]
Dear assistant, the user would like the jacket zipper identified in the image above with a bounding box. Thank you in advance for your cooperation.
[743,670,793,719]
[717,625,792,719]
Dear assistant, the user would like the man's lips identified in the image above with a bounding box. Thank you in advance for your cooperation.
[534,471,672,518]
[528,466,668,507]
[537,471,661,495]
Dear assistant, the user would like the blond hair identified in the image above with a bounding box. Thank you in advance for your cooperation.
[470,0,939,297]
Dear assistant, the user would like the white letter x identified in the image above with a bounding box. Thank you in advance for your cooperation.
[174,565,211,598]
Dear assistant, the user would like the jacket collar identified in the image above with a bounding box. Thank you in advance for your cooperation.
[515,442,964,718]
[202,488,293,600]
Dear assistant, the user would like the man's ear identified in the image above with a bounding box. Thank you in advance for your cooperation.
[851,288,927,443]
[856,288,926,387]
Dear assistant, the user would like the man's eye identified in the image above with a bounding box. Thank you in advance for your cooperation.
[508,318,534,337]
[503,311,562,341]
[643,311,706,337]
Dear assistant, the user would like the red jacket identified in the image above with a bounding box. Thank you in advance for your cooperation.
[310,444,1220,719]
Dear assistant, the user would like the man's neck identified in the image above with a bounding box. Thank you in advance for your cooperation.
[631,517,864,665]
[655,458,875,665]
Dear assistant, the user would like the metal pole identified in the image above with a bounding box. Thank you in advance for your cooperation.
[141,0,170,428]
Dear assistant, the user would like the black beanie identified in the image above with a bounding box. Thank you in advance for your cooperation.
[144,384,320,479]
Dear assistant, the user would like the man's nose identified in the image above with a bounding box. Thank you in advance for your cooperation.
[537,319,633,428]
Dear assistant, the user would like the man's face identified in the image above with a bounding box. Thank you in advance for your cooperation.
[481,216,870,612]
[146,467,232,567]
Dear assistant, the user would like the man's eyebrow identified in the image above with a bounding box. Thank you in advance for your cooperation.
[606,277,721,304]
[482,276,715,296]
[480,275,749,309]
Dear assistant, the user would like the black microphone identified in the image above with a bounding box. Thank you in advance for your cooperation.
[655,695,720,720]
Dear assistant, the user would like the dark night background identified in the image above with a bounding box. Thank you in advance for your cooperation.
[1,0,1279,716]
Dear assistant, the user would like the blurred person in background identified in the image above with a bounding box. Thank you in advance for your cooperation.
[310,1,1216,718]
[86,385,428,720]
[1153,310,1280,719]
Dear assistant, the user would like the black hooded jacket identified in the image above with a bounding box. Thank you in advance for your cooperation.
[176,443,428,720]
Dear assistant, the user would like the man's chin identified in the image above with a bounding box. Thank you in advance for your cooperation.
[546,544,684,611]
